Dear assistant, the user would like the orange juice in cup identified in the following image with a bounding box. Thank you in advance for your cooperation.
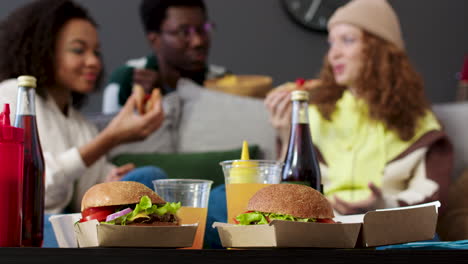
[153,179,212,249]
[225,183,272,223]
[220,141,283,224]
[177,207,208,249]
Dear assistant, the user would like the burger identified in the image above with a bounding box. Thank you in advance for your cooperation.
[79,181,180,226]
[133,84,162,115]
[235,184,335,225]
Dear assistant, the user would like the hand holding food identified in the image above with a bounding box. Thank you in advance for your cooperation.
[266,78,322,97]
[103,90,164,144]
[133,84,162,115]
[264,78,322,159]
[235,184,335,225]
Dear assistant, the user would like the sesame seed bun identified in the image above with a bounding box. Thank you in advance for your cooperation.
[81,181,166,211]
[132,85,162,115]
[144,88,161,113]
[247,184,334,219]
[133,84,146,115]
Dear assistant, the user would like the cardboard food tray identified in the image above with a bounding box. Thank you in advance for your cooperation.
[74,220,197,248]
[214,221,361,248]
[213,201,439,248]
[358,202,439,247]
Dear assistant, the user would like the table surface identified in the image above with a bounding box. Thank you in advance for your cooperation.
[0,247,467,264]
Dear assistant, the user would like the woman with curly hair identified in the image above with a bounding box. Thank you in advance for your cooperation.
[265,0,453,215]
[0,0,167,215]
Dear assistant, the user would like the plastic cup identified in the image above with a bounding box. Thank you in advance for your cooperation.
[153,179,212,249]
[220,160,283,224]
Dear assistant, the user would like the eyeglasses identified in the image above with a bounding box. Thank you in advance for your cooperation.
[160,22,215,41]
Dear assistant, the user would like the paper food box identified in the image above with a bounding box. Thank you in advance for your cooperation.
[49,213,82,248]
[214,201,439,248]
[74,220,197,248]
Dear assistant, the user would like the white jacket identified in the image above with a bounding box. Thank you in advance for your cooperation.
[0,79,113,214]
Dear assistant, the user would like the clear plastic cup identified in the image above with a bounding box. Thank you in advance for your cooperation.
[153,179,212,249]
[219,160,283,224]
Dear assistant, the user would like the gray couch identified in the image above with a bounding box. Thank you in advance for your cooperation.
[96,79,277,161]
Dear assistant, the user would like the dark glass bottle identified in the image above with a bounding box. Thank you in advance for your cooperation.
[14,75,45,247]
[281,89,323,193]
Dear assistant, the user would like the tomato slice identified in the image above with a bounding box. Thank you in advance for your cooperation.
[80,206,117,223]
[317,218,335,224]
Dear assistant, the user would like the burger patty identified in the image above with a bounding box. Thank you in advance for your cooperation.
[132,213,179,224]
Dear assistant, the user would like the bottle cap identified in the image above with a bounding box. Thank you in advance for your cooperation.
[291,90,309,101]
[17,75,37,88]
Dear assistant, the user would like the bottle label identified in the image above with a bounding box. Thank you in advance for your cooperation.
[298,108,308,124]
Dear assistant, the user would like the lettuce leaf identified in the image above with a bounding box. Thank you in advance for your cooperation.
[236,212,269,225]
[104,195,181,225]
[146,202,181,216]
[235,211,316,225]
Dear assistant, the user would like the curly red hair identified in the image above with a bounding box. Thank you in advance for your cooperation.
[310,31,431,141]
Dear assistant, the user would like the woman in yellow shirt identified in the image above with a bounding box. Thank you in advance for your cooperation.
[265,0,453,215]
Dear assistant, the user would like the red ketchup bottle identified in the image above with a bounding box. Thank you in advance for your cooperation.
[14,76,45,247]
[457,55,468,100]
[0,104,24,247]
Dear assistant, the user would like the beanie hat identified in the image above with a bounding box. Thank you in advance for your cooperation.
[328,0,404,50]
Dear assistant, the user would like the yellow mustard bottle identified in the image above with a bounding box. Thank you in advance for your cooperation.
[229,141,258,183]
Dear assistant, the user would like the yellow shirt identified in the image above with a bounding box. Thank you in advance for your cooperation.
[309,91,441,202]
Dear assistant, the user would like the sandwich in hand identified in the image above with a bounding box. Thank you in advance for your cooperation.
[266,78,322,99]
[235,184,335,225]
[133,84,162,115]
[79,181,180,226]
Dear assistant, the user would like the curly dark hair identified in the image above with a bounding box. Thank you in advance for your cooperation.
[0,0,102,108]
[140,0,206,33]
[311,31,431,141]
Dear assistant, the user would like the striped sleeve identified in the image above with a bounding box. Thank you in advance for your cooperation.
[390,131,454,214]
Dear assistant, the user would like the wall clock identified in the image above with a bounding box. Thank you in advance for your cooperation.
[282,0,348,32]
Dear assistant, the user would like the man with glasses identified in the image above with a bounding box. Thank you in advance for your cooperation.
[102,0,227,113]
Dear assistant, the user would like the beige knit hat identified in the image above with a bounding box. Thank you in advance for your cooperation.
[328,0,404,50]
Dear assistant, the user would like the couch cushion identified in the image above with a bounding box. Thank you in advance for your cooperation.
[432,102,468,180]
[111,145,260,187]
[176,79,276,160]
